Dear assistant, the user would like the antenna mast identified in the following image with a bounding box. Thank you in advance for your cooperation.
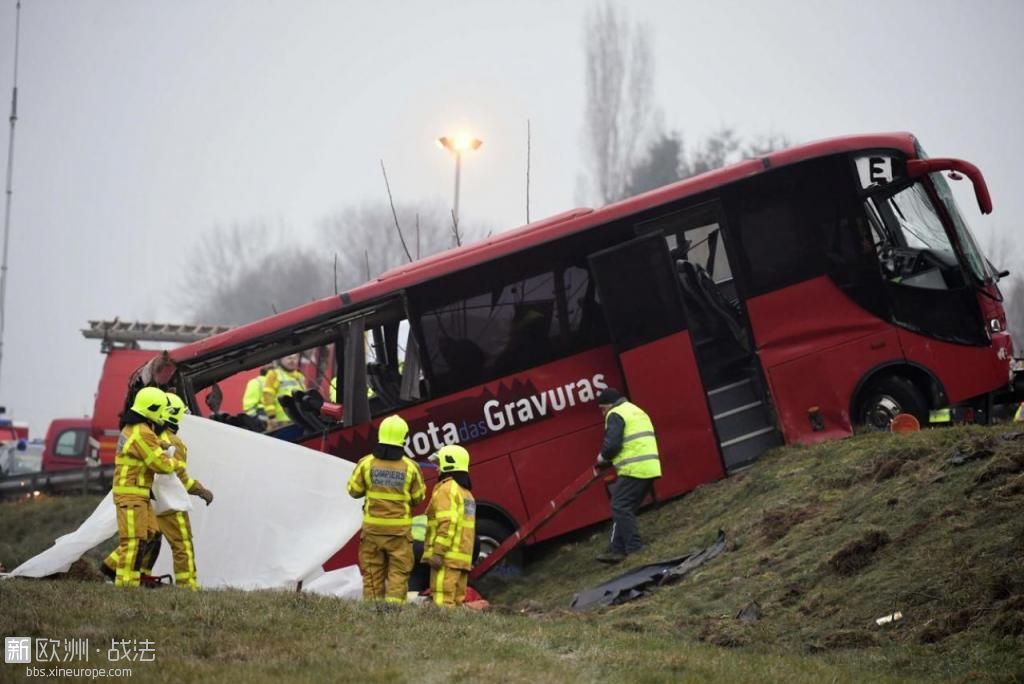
[0,0,23,389]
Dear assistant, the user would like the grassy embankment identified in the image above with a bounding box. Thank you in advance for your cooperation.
[1,425,1022,682]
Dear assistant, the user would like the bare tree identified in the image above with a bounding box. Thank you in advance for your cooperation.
[581,2,657,204]
[624,132,683,197]
[182,222,334,325]
[984,232,1024,345]
[744,132,793,158]
[319,199,483,291]
[683,127,743,178]
[180,199,492,326]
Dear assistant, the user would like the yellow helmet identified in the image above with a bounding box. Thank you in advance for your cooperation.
[131,387,168,424]
[433,444,470,474]
[162,392,188,428]
[377,414,409,448]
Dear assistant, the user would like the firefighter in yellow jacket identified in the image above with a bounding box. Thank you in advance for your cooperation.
[110,387,181,587]
[423,444,476,608]
[261,354,307,428]
[154,392,214,589]
[111,393,215,586]
[346,414,425,603]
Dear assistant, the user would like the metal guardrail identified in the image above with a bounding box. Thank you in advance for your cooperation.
[0,464,114,500]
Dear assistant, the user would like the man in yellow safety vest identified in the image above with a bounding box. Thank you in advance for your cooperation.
[261,354,307,429]
[595,387,661,564]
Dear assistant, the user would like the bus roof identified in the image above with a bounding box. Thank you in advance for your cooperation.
[170,131,917,364]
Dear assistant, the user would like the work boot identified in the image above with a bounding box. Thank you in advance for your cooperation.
[596,550,626,564]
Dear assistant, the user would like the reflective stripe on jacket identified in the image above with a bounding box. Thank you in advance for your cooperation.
[112,424,179,497]
[606,401,661,479]
[346,455,426,535]
[424,478,476,570]
[261,368,306,419]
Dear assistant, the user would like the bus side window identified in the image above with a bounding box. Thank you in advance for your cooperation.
[413,252,609,396]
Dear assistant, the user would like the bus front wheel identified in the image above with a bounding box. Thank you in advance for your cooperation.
[857,376,929,431]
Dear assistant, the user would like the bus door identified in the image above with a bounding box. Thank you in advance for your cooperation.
[588,233,725,495]
[635,201,783,471]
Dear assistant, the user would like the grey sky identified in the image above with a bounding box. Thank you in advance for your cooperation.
[0,0,1021,434]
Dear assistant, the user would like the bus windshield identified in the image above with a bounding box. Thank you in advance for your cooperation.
[884,181,955,255]
[929,171,992,282]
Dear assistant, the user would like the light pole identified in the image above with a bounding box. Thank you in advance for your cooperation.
[437,133,482,237]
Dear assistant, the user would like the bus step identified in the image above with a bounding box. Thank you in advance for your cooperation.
[712,401,763,420]
[707,378,758,415]
[712,402,772,444]
[720,427,783,471]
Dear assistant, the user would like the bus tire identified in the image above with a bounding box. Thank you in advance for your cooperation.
[857,376,929,431]
[474,517,521,572]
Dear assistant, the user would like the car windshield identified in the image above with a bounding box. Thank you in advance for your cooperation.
[929,171,992,281]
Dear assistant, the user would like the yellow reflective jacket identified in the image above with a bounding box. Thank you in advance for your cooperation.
[242,376,265,415]
[112,423,180,498]
[606,401,661,479]
[261,368,306,420]
[347,455,426,535]
[411,514,428,543]
[159,430,203,495]
[424,478,476,570]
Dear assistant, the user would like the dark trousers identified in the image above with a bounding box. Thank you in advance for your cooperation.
[409,540,429,592]
[609,476,654,554]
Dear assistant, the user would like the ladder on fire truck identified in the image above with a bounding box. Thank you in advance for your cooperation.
[81,319,232,352]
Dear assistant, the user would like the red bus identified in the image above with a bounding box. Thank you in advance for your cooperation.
[144,132,1013,561]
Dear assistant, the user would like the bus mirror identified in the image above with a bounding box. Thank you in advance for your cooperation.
[907,158,992,215]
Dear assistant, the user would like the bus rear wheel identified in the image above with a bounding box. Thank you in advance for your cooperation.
[474,517,521,573]
[857,376,929,431]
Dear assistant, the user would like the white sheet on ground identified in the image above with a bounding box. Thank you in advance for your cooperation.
[9,415,364,593]
[301,565,364,599]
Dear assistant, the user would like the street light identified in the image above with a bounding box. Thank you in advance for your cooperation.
[437,133,483,236]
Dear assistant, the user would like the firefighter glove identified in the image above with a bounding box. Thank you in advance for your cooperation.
[428,554,444,570]
[194,487,214,506]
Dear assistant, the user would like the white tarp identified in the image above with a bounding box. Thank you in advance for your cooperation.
[9,415,363,592]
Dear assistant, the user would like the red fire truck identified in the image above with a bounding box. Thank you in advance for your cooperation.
[38,321,251,471]
[137,132,1013,560]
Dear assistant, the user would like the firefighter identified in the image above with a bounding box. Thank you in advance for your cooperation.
[346,414,425,603]
[242,366,273,417]
[261,353,307,428]
[594,387,661,564]
[422,444,476,608]
[110,387,181,587]
[151,392,214,589]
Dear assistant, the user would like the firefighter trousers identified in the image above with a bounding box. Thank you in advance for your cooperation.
[157,510,198,590]
[358,531,413,603]
[106,501,161,580]
[430,565,469,607]
[112,495,152,587]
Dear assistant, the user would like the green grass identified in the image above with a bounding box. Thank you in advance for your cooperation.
[2,426,1023,682]
[481,425,1024,681]
[0,494,111,572]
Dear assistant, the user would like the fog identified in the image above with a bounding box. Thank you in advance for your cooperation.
[0,0,1021,434]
